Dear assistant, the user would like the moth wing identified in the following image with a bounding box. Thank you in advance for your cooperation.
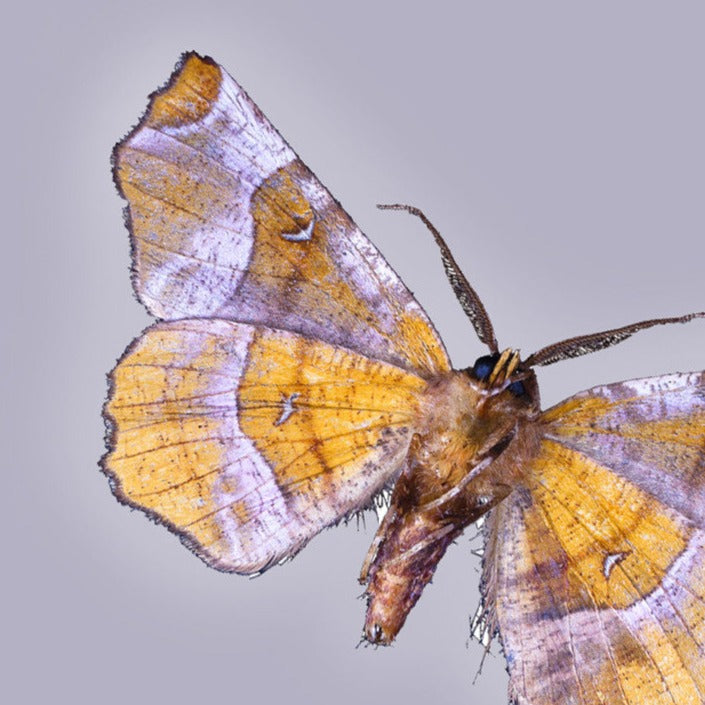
[113,52,449,377]
[103,320,426,573]
[482,372,705,704]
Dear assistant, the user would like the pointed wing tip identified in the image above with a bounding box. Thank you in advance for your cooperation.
[111,51,223,181]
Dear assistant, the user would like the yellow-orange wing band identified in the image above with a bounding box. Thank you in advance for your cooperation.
[113,52,449,377]
[483,372,705,704]
[103,319,427,573]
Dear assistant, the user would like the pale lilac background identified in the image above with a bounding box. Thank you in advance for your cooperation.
[4,2,704,704]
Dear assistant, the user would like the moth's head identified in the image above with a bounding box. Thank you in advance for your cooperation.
[466,348,540,410]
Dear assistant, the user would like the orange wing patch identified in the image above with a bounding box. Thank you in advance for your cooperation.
[104,319,426,573]
[238,327,425,493]
[529,440,692,611]
[114,53,448,377]
[147,54,221,128]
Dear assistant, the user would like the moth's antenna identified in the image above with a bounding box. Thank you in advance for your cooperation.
[525,312,705,367]
[378,204,499,353]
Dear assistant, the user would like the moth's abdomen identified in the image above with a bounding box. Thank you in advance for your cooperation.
[362,495,462,644]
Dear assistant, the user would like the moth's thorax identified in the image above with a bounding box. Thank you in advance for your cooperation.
[412,367,540,498]
[362,363,542,645]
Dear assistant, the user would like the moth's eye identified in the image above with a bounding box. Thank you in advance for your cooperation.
[471,354,501,381]
[507,380,526,397]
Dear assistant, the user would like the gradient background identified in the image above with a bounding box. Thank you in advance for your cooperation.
[5,2,704,704]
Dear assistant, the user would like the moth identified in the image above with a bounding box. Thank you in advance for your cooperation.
[103,53,705,704]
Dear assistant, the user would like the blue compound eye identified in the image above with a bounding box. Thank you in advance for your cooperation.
[507,380,526,397]
[471,354,500,381]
